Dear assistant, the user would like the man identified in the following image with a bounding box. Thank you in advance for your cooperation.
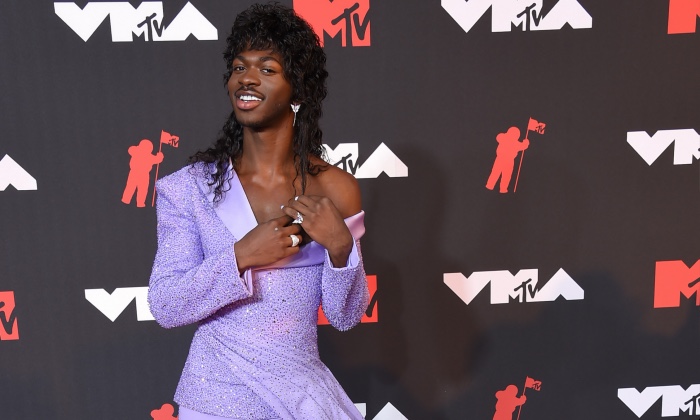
[148,4,368,419]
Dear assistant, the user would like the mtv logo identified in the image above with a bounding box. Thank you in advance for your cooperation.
[654,260,700,308]
[619,384,700,417]
[85,287,154,321]
[0,291,19,340]
[0,155,37,191]
[669,0,700,34]
[294,0,370,46]
[323,143,408,178]
[444,268,584,305]
[442,0,592,33]
[54,2,217,42]
[627,129,700,166]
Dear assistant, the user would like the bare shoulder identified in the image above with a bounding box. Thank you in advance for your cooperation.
[310,157,362,218]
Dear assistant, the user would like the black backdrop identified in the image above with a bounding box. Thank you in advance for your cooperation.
[1,1,700,419]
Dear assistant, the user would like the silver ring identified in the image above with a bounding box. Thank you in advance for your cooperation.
[290,234,300,247]
[292,212,304,224]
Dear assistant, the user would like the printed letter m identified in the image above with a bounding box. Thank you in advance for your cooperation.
[654,260,700,308]
[627,129,700,166]
[85,287,154,321]
[619,385,700,417]
[444,269,538,304]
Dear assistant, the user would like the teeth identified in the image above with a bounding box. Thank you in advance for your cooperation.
[240,95,261,101]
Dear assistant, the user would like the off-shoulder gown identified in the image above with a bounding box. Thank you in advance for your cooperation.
[148,163,368,420]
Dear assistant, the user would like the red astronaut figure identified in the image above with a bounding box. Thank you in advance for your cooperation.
[486,127,529,193]
[121,139,163,207]
[150,403,178,420]
[493,384,527,420]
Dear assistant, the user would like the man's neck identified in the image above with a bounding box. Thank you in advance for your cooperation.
[237,126,296,181]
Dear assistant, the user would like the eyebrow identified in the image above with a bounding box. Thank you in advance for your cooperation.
[234,55,281,64]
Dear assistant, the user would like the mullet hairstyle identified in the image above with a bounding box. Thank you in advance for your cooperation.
[189,2,329,203]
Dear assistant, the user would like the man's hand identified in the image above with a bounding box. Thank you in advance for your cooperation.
[282,195,353,267]
[233,214,303,271]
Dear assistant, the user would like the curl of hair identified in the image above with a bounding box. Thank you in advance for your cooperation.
[189,2,328,203]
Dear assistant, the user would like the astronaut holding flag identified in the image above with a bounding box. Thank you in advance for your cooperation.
[486,117,546,194]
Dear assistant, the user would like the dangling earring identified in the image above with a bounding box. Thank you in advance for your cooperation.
[291,103,300,126]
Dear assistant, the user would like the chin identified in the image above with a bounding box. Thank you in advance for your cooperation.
[234,113,262,129]
[237,114,287,131]
[238,119,263,129]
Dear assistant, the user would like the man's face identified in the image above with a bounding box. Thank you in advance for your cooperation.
[228,49,294,130]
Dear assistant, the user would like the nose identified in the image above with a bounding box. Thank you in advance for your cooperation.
[237,68,260,88]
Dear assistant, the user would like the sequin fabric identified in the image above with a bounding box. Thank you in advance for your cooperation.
[148,165,368,420]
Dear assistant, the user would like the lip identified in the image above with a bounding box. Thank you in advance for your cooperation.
[235,89,264,110]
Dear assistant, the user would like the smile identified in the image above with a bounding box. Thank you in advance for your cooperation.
[239,95,261,102]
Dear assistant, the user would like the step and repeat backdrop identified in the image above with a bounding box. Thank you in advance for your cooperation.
[2,0,700,419]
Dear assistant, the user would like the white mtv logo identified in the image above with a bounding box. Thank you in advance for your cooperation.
[355,402,408,419]
[444,268,584,304]
[323,143,408,179]
[54,2,217,42]
[85,287,154,321]
[618,384,700,417]
[627,129,700,166]
[442,0,592,33]
[0,155,37,191]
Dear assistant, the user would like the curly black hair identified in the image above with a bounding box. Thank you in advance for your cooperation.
[190,2,329,203]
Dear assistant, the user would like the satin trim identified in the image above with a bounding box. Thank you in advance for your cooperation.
[197,163,365,271]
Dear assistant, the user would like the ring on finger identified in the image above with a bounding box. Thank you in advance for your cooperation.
[292,211,304,224]
[290,234,300,247]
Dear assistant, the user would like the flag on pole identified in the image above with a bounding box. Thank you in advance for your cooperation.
[160,130,180,148]
[514,117,545,193]
[151,130,180,207]
[524,376,542,391]
[527,118,546,135]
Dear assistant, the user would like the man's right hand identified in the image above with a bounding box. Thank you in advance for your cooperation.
[233,214,302,272]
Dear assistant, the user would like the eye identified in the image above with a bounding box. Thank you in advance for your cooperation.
[261,67,276,74]
[232,64,245,72]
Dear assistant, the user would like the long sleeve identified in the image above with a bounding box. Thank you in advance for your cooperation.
[147,174,252,329]
[320,239,369,331]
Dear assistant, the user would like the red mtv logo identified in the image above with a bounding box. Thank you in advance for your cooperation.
[654,260,700,308]
[294,0,370,47]
[669,0,700,33]
[0,291,19,340]
[318,275,377,325]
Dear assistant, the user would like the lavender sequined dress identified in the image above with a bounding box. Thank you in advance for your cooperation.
[148,164,368,420]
